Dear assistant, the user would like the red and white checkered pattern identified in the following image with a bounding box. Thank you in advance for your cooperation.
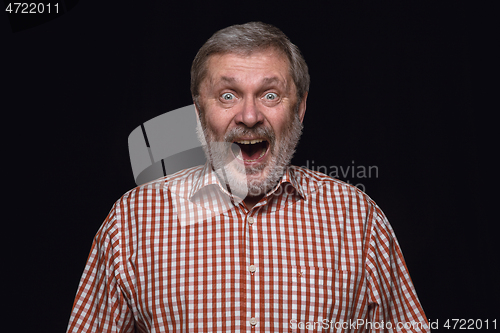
[67,163,429,332]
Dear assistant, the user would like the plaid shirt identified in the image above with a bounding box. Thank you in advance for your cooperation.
[67,163,429,332]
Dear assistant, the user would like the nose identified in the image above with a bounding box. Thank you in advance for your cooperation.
[234,98,264,128]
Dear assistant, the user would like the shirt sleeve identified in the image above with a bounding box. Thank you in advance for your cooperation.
[66,204,135,333]
[365,206,430,333]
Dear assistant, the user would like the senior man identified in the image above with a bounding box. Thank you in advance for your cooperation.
[67,22,429,332]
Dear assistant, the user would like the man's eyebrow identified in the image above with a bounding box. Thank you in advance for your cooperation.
[216,76,237,84]
[261,77,283,85]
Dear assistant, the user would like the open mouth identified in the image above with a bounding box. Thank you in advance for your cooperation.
[231,139,269,163]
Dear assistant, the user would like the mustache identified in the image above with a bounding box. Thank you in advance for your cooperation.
[224,126,276,147]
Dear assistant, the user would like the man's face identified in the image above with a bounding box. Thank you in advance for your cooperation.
[195,49,307,198]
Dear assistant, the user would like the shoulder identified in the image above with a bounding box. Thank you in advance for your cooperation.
[290,165,375,202]
[104,165,205,226]
[290,165,387,222]
[119,165,204,204]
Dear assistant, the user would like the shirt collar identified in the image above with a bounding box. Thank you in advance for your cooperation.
[265,165,307,201]
[189,162,307,203]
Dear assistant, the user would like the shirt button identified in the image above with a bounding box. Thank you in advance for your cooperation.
[248,216,254,225]
[248,265,257,273]
[249,317,258,326]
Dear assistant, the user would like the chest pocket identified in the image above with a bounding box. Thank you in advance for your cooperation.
[290,266,360,328]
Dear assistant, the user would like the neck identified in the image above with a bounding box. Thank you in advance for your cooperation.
[244,194,265,210]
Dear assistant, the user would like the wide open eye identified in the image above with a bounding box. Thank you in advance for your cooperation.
[221,92,236,101]
[264,92,278,100]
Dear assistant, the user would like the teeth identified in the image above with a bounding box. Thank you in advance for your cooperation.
[235,139,264,145]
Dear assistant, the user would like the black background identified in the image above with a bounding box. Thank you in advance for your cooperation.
[3,1,495,332]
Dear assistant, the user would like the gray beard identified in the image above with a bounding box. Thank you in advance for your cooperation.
[196,110,303,199]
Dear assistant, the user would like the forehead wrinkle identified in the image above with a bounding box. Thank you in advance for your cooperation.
[203,51,293,93]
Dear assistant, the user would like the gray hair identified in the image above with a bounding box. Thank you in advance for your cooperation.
[191,22,310,108]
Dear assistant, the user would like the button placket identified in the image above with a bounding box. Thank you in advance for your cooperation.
[246,213,260,329]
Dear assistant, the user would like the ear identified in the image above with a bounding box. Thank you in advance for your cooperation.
[193,97,201,118]
[298,92,308,123]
